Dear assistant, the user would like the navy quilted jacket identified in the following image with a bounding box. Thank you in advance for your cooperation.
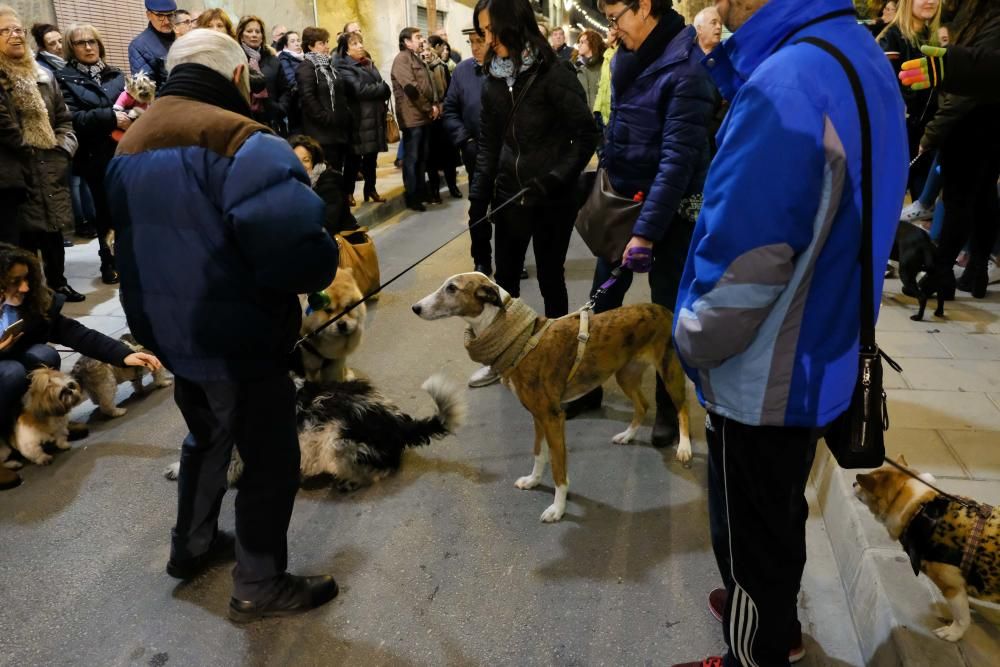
[602,24,714,242]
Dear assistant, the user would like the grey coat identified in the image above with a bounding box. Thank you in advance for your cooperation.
[17,65,77,233]
[337,57,390,155]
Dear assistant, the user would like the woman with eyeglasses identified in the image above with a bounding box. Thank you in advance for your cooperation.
[55,24,127,286]
[465,0,599,387]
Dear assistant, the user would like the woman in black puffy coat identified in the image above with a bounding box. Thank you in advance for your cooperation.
[336,31,390,204]
[54,24,126,286]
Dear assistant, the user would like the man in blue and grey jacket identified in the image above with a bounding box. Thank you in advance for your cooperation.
[670,1,908,665]
[443,25,490,275]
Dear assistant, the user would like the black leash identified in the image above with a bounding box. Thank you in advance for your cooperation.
[293,187,528,351]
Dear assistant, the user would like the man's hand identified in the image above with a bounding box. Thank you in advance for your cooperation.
[115,111,132,130]
[124,351,162,372]
[900,45,947,91]
[0,332,23,352]
[431,104,442,120]
[622,236,654,272]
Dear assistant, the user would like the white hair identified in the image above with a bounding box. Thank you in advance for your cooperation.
[694,6,721,29]
[0,5,19,20]
[166,28,245,80]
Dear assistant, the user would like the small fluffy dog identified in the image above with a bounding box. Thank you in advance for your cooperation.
[111,72,155,141]
[413,272,691,523]
[166,375,464,491]
[854,456,1000,641]
[895,222,943,321]
[299,268,366,383]
[71,334,172,417]
[1,368,83,467]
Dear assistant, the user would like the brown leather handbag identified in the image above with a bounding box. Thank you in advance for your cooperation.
[573,168,644,264]
[385,109,401,144]
[335,228,381,298]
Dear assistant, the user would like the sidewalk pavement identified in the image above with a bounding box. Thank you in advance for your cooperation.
[814,275,1000,666]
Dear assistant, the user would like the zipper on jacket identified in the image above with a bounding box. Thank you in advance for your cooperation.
[509,85,523,203]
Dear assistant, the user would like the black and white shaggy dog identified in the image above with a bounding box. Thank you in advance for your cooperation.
[165,375,465,491]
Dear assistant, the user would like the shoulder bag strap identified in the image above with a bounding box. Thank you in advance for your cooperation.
[795,36,876,351]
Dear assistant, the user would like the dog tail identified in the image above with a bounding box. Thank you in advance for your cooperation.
[398,374,465,448]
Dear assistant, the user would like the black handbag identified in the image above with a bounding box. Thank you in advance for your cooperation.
[573,167,644,264]
[798,37,903,468]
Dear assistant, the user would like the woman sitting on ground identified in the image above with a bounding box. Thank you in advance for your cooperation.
[288,135,359,237]
[0,243,162,444]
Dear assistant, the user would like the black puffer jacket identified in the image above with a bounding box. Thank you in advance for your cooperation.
[470,58,598,207]
[921,0,1000,150]
[0,293,131,365]
[55,64,125,176]
[296,57,352,147]
[336,56,390,155]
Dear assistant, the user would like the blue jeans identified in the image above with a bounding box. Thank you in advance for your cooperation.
[70,174,96,226]
[0,344,61,431]
[401,126,430,200]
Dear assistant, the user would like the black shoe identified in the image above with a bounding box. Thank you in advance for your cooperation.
[564,386,603,419]
[520,268,529,279]
[406,196,426,212]
[228,573,339,623]
[449,186,463,199]
[101,265,119,284]
[956,266,988,298]
[167,530,236,580]
[429,194,443,205]
[0,466,21,491]
[63,236,73,248]
[652,377,679,448]
[75,222,98,239]
[474,263,493,277]
[55,285,86,302]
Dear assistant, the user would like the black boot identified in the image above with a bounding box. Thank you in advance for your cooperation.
[651,376,678,448]
[564,386,603,419]
[956,264,988,298]
[406,195,426,212]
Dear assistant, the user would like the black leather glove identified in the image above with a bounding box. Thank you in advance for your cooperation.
[461,139,477,172]
[524,173,561,198]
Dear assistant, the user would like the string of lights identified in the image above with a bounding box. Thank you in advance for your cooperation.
[563,0,608,35]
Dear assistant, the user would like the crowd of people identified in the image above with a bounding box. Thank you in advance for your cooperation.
[1,0,998,662]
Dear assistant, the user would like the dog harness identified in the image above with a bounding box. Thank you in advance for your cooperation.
[900,494,996,587]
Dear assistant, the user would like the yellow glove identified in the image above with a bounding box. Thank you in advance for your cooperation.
[899,45,947,91]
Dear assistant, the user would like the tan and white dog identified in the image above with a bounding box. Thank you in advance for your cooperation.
[412,272,691,522]
[855,456,1000,642]
[299,268,366,383]
[1,368,83,467]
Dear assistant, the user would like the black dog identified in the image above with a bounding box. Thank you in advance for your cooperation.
[895,222,943,321]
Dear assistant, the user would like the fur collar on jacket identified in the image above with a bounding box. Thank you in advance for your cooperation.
[0,51,57,150]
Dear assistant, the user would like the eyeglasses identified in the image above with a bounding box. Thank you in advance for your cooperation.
[72,39,98,48]
[0,26,25,39]
[606,5,635,29]
[149,11,173,19]
[174,19,194,27]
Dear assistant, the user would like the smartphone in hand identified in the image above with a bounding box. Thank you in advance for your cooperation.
[2,318,25,339]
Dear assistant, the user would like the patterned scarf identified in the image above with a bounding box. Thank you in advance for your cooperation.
[242,43,270,113]
[488,46,537,86]
[0,50,57,149]
[308,162,327,188]
[304,51,337,112]
[73,59,106,82]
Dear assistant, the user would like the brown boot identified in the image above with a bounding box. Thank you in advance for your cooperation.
[0,465,22,490]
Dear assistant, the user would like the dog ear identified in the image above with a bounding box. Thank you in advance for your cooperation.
[474,284,502,307]
[896,454,909,467]
[855,473,876,492]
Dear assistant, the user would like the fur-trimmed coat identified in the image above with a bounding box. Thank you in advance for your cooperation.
[11,65,78,234]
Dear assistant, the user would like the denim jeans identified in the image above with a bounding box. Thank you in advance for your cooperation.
[401,126,430,200]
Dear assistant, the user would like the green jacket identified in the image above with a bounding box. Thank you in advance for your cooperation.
[593,46,615,119]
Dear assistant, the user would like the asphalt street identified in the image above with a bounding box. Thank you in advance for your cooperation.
[0,192,864,666]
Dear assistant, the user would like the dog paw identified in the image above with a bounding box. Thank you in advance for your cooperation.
[102,407,127,418]
[515,475,541,490]
[676,441,693,467]
[155,379,173,388]
[933,624,965,642]
[54,439,71,450]
[3,459,23,470]
[164,462,180,481]
[31,454,53,466]
[611,429,636,445]
[540,503,565,523]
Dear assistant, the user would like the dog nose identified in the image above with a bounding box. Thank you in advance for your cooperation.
[337,321,348,333]
[412,304,422,315]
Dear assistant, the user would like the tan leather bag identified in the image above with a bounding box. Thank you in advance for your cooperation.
[335,228,381,298]
[385,109,401,145]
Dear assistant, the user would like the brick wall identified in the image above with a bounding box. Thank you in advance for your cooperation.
[52,0,148,73]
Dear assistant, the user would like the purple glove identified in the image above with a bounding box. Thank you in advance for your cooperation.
[623,246,653,273]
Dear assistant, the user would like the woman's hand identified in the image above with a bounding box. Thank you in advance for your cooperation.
[0,332,23,352]
[124,351,162,372]
[622,236,654,272]
[115,112,132,130]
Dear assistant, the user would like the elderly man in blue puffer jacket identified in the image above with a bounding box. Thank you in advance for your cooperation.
[566,0,714,442]
[106,29,341,623]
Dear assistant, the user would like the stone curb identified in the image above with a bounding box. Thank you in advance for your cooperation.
[812,447,1000,666]
[354,183,408,230]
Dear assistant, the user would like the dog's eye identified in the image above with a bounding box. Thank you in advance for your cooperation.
[446,284,457,294]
